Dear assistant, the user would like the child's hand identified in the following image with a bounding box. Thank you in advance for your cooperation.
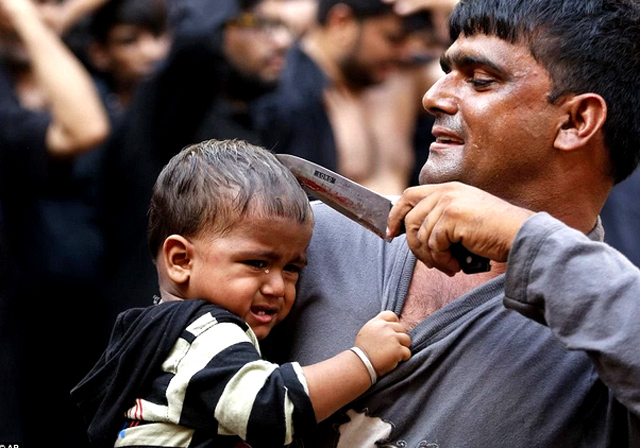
[354,311,411,377]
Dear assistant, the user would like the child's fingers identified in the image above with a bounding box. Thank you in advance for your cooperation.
[397,332,412,348]
[376,310,400,322]
[384,322,409,335]
[400,346,412,361]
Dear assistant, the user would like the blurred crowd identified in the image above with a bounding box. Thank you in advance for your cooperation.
[0,0,637,446]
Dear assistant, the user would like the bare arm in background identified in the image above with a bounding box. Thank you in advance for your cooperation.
[38,0,110,36]
[0,0,110,157]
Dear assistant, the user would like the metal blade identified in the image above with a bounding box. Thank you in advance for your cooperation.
[276,154,391,239]
[277,154,492,274]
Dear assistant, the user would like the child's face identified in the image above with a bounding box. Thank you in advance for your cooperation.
[187,216,313,339]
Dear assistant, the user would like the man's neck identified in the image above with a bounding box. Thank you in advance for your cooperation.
[301,30,350,91]
[399,196,607,331]
[400,260,505,331]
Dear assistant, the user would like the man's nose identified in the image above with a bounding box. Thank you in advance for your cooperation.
[140,34,170,62]
[422,74,458,116]
[269,26,294,52]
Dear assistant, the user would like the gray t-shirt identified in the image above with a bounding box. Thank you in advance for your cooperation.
[266,203,640,447]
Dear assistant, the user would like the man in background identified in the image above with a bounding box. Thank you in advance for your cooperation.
[256,0,439,194]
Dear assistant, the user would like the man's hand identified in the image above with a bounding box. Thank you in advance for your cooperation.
[387,182,535,275]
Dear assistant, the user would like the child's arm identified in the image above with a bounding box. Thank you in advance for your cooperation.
[302,310,411,421]
[138,309,410,447]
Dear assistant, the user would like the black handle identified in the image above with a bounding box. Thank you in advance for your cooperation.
[449,243,491,274]
[397,223,491,274]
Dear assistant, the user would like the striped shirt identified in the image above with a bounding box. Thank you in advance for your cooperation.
[114,306,316,448]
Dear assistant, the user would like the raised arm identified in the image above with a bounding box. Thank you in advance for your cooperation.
[38,0,110,35]
[0,0,110,157]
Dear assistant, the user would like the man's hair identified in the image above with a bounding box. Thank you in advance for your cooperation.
[148,139,313,259]
[317,0,394,25]
[90,0,169,43]
[450,0,640,183]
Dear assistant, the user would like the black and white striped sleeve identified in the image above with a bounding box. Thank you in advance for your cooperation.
[163,309,316,446]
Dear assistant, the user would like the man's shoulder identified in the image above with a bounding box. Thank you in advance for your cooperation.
[310,197,399,235]
[308,201,406,264]
[310,201,371,237]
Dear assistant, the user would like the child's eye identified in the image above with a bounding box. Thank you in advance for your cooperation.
[283,264,302,274]
[244,260,268,269]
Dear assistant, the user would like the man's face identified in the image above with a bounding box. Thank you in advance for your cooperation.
[420,34,563,203]
[339,13,409,88]
[224,3,294,88]
[93,25,171,87]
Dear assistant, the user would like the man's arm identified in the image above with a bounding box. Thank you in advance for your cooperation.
[388,182,640,417]
[504,212,640,417]
[0,0,110,157]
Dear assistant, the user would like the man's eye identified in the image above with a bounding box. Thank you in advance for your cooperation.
[468,78,494,89]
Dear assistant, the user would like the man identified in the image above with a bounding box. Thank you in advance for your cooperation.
[101,0,295,317]
[266,0,640,446]
[256,0,435,194]
[87,0,172,111]
[0,0,110,445]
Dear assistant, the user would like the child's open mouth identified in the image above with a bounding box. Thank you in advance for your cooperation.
[250,306,277,324]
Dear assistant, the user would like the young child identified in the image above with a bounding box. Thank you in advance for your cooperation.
[72,139,411,448]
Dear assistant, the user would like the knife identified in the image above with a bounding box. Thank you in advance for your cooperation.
[276,154,490,275]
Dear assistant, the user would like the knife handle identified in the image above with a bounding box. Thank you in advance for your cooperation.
[397,223,491,274]
[449,243,491,274]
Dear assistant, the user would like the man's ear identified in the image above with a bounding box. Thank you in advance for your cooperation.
[162,235,194,285]
[554,93,607,152]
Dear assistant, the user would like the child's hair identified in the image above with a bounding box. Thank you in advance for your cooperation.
[148,139,313,259]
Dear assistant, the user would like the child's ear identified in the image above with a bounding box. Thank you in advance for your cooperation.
[554,93,607,152]
[162,235,194,285]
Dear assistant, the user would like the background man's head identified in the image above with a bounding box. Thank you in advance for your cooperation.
[89,0,171,92]
[316,0,414,88]
[223,0,296,98]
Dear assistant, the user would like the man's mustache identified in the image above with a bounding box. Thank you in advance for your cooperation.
[433,115,465,139]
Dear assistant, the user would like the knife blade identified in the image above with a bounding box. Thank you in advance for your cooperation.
[277,154,490,274]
